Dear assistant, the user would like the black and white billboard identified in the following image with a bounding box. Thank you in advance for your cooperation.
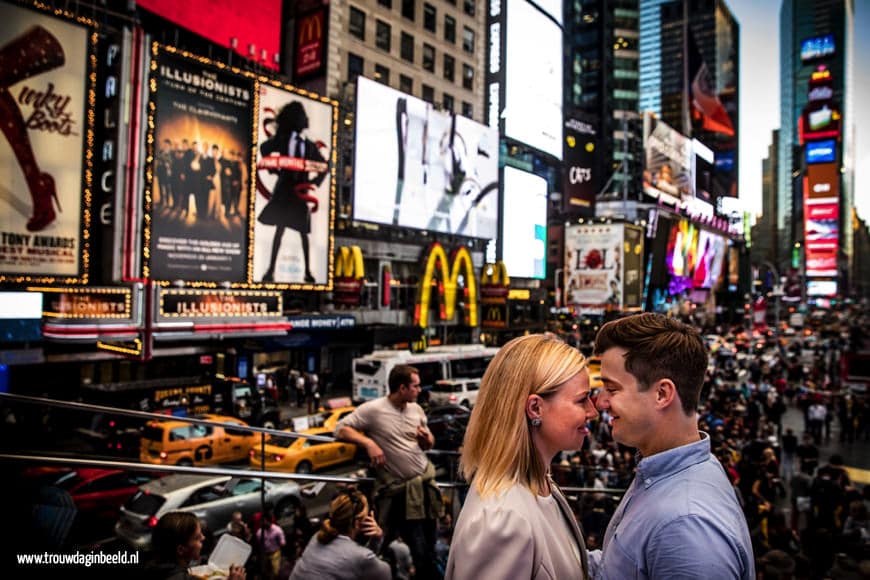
[353,77,499,239]
[504,0,563,159]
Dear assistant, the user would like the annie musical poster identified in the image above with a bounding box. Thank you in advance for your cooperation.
[146,46,254,283]
[0,1,93,282]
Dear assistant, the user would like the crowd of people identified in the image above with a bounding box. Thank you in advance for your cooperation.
[146,305,869,579]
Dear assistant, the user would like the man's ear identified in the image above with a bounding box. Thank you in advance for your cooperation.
[654,378,679,410]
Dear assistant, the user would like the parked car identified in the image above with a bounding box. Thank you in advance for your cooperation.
[249,426,359,474]
[428,378,481,408]
[115,473,301,550]
[139,414,262,466]
[24,467,156,539]
[426,404,472,451]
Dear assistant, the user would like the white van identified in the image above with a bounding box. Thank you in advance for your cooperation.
[428,378,481,408]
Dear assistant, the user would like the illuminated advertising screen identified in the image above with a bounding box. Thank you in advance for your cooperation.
[0,2,94,283]
[693,230,726,289]
[643,113,693,203]
[665,219,698,279]
[805,162,839,200]
[563,114,598,215]
[505,0,563,159]
[146,47,254,284]
[807,280,837,297]
[805,201,839,242]
[800,34,835,62]
[137,0,282,70]
[805,139,836,164]
[252,82,336,287]
[564,223,624,309]
[353,77,499,239]
[800,67,840,142]
[501,166,547,279]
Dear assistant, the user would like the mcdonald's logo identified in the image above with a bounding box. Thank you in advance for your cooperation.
[414,243,478,329]
[335,246,364,279]
[481,304,507,329]
[297,11,323,45]
[295,10,325,77]
[480,261,510,303]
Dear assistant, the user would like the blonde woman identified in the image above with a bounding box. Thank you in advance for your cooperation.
[445,334,597,579]
[289,490,390,580]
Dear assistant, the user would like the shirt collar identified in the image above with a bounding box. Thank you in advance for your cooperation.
[635,432,711,489]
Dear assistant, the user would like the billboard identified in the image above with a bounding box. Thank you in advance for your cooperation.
[145,46,254,284]
[415,243,478,329]
[504,0,563,159]
[252,81,336,287]
[800,34,835,62]
[565,223,627,309]
[693,229,727,289]
[643,113,693,203]
[806,279,837,297]
[563,114,598,216]
[137,0,282,70]
[294,8,327,79]
[805,139,836,165]
[0,2,95,284]
[353,77,499,239]
[805,162,839,201]
[501,166,547,279]
[799,67,840,143]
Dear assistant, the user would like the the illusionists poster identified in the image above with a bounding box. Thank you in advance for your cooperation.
[0,2,93,280]
[252,82,335,286]
[147,46,253,283]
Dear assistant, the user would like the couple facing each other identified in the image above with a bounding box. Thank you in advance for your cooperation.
[446,313,755,580]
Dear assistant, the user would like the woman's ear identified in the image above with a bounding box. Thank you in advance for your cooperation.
[525,394,543,421]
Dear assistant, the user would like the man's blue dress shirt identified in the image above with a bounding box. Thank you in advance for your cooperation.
[588,433,755,579]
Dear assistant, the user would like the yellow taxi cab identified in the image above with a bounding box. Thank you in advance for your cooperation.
[249,426,358,474]
[588,356,603,390]
[290,397,356,432]
[140,414,263,466]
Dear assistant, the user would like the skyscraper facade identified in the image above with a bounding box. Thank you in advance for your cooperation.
[779,0,854,294]
[659,0,739,206]
[638,0,672,116]
[565,0,643,202]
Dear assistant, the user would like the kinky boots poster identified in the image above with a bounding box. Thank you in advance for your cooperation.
[0,1,95,282]
[146,45,254,283]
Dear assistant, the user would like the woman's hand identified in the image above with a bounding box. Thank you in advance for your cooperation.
[228,563,246,579]
[358,510,383,538]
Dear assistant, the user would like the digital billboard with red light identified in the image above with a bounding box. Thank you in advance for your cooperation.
[137,0,282,70]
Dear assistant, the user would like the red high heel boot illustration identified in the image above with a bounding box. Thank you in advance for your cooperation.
[0,25,65,231]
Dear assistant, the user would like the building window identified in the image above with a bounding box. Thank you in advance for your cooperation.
[443,54,455,82]
[376,20,391,52]
[399,74,413,94]
[378,0,391,7]
[423,43,435,72]
[347,52,364,83]
[444,15,456,43]
[462,101,473,118]
[462,63,473,90]
[463,0,474,16]
[402,0,415,20]
[349,7,366,41]
[443,93,454,112]
[462,26,474,53]
[422,84,434,103]
[375,64,390,85]
[424,3,436,32]
[401,32,414,62]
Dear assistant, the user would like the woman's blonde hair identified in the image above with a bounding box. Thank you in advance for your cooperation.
[317,490,369,544]
[460,333,587,497]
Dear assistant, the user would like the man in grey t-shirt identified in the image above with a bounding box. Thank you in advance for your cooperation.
[336,364,440,580]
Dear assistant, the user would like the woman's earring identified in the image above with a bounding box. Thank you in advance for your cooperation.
[531,417,542,427]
